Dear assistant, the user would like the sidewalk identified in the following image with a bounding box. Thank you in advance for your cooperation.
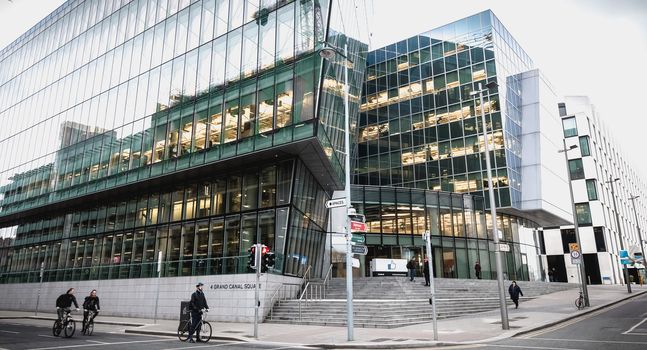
[2,284,645,349]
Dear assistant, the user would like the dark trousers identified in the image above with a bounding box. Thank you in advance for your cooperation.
[424,273,430,286]
[476,271,481,279]
[409,269,416,281]
[83,310,98,330]
[511,298,519,308]
[187,310,202,340]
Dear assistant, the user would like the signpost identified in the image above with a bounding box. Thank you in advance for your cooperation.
[350,221,366,232]
[326,198,347,209]
[569,243,582,265]
[351,245,368,255]
[351,234,365,244]
[423,230,438,340]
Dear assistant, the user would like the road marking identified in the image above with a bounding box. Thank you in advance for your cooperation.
[532,337,647,345]
[487,345,581,350]
[84,340,108,345]
[623,318,647,334]
[0,330,19,334]
[27,338,175,350]
[159,341,246,350]
[37,335,56,338]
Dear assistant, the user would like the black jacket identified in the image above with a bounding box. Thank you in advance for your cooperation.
[189,290,209,311]
[56,293,79,308]
[508,284,523,300]
[83,296,100,311]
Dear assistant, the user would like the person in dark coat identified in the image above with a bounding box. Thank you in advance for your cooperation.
[474,261,482,279]
[82,289,100,333]
[423,257,430,286]
[187,282,209,343]
[406,258,417,282]
[508,280,523,309]
[55,288,79,321]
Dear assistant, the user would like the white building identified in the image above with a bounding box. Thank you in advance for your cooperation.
[541,96,647,285]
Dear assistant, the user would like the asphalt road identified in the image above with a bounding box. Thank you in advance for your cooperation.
[0,319,311,350]
[451,293,647,350]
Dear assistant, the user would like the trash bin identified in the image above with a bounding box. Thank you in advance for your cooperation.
[179,301,190,331]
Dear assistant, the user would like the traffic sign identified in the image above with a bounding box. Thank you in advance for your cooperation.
[498,243,510,252]
[326,198,346,209]
[620,250,631,265]
[350,221,367,232]
[351,234,365,243]
[568,243,579,253]
[351,245,368,255]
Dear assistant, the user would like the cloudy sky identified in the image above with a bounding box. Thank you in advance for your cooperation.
[1,0,646,177]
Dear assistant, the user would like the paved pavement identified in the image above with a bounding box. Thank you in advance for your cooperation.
[1,284,646,349]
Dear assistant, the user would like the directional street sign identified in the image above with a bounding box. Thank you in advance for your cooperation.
[325,198,346,209]
[351,234,365,243]
[351,245,368,255]
[350,221,367,232]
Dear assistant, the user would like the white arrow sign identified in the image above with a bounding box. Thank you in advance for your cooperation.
[326,198,347,209]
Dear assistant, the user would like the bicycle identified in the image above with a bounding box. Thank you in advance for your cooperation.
[82,309,99,336]
[53,308,76,338]
[574,291,585,310]
[177,309,212,343]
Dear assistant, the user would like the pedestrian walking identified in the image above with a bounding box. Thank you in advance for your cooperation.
[548,268,555,282]
[508,280,523,309]
[423,257,430,286]
[406,258,417,282]
[474,261,482,279]
[186,282,209,343]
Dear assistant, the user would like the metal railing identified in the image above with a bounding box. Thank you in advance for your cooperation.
[268,282,301,320]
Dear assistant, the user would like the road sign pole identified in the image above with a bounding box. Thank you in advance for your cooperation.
[424,231,438,341]
[254,243,261,339]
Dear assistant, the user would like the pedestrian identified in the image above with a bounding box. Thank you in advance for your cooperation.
[186,282,209,343]
[55,288,79,321]
[406,258,416,282]
[474,261,482,279]
[508,280,523,309]
[548,268,555,282]
[423,257,430,286]
[82,289,100,333]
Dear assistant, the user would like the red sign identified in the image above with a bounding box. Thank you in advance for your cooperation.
[350,221,367,232]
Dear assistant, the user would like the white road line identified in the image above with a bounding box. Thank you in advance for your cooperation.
[84,341,108,345]
[623,318,647,334]
[487,345,581,350]
[159,341,246,350]
[37,335,56,338]
[26,338,175,350]
[0,330,19,334]
[533,337,647,345]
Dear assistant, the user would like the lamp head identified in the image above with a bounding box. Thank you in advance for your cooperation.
[319,47,337,60]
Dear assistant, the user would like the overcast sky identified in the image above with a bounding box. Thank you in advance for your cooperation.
[1,0,646,178]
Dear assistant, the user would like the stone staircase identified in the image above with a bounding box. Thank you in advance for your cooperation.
[266,277,576,328]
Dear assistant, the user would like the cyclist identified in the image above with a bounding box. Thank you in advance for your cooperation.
[187,282,209,343]
[55,288,79,321]
[82,289,100,333]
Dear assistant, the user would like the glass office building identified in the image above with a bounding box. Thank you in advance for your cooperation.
[0,0,371,283]
[352,11,549,280]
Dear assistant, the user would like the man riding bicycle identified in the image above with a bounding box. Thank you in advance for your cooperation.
[55,288,79,321]
[187,282,209,343]
[82,289,100,333]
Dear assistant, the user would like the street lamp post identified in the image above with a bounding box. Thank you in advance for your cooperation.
[470,82,509,330]
[320,42,354,341]
[629,195,646,272]
[607,177,632,293]
[558,140,590,306]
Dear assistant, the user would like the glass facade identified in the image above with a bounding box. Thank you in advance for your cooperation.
[350,185,530,281]
[356,11,533,209]
[0,0,371,282]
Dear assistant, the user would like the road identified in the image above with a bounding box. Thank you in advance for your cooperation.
[0,319,311,350]
[447,293,647,350]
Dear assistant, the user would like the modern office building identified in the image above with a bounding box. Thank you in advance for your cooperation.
[540,96,647,285]
[348,11,572,281]
[0,0,372,320]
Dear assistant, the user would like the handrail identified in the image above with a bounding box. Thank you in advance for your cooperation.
[268,282,301,320]
[321,264,333,299]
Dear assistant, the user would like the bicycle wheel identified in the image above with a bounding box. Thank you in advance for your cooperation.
[574,297,584,310]
[64,319,76,338]
[52,320,62,337]
[198,321,212,343]
[85,321,94,336]
[177,320,190,341]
